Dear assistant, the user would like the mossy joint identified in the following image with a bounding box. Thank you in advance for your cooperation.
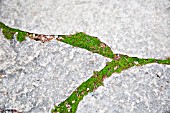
[51,55,169,113]
[0,22,27,42]
[58,32,114,59]
[0,22,169,113]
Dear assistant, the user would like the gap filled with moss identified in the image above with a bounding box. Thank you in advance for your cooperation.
[0,22,27,42]
[0,22,169,113]
[51,55,170,113]
[58,32,114,59]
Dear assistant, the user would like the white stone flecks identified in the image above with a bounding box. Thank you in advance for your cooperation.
[0,0,170,59]
[77,64,170,113]
[0,33,111,113]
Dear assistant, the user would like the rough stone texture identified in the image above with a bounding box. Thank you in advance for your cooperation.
[0,32,111,113]
[77,64,170,113]
[0,0,170,59]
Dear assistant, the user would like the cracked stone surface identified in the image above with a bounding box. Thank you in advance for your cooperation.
[0,0,170,59]
[77,63,170,113]
[0,31,111,113]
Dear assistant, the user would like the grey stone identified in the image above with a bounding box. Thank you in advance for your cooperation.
[0,0,170,59]
[77,64,170,113]
[0,32,111,113]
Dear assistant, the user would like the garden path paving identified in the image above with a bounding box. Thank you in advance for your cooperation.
[0,0,170,113]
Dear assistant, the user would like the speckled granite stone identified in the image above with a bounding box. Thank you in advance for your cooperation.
[0,0,170,59]
[0,32,111,113]
[77,63,170,113]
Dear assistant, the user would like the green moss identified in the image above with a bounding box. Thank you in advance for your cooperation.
[0,22,27,42]
[59,32,114,59]
[157,59,170,64]
[17,31,27,42]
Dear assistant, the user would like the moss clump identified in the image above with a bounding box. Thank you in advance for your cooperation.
[59,32,114,59]
[17,31,27,42]
[0,22,27,42]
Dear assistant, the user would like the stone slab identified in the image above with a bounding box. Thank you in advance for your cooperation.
[0,0,170,59]
[77,64,170,113]
[0,31,111,113]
